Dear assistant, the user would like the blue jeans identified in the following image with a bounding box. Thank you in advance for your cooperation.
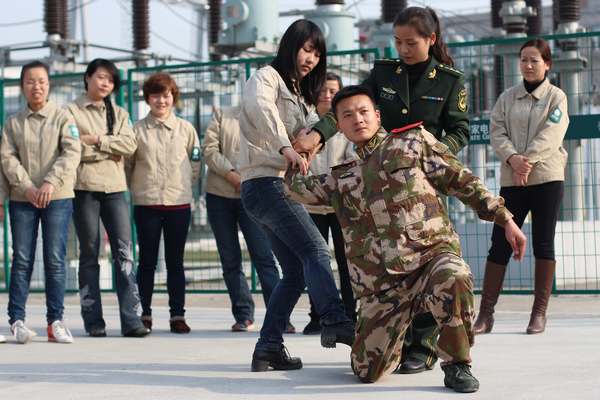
[7,199,73,325]
[206,193,280,323]
[241,177,349,350]
[73,191,143,334]
[134,206,190,318]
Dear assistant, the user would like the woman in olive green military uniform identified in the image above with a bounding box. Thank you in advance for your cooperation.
[295,6,469,375]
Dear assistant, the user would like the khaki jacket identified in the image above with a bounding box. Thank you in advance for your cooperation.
[1,101,81,201]
[306,132,356,215]
[0,172,7,204]
[239,65,318,181]
[66,94,136,193]
[202,107,242,199]
[491,79,569,187]
[127,112,200,205]
[286,126,512,298]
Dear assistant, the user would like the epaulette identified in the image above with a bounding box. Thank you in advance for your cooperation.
[437,64,464,77]
[332,160,358,170]
[374,58,401,66]
[390,121,423,135]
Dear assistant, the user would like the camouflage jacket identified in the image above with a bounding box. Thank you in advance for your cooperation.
[285,125,513,298]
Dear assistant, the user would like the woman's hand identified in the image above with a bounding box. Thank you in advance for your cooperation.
[508,154,532,175]
[25,186,40,207]
[512,171,529,187]
[292,129,322,163]
[225,170,242,192]
[81,134,100,146]
[281,147,309,175]
[36,182,55,208]
[504,219,527,261]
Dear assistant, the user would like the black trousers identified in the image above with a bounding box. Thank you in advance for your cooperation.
[308,213,357,321]
[134,206,191,318]
[489,181,564,265]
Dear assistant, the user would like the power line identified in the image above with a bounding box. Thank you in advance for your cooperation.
[0,0,99,28]
[115,0,198,59]
[163,2,206,31]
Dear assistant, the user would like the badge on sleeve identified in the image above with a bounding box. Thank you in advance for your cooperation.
[457,88,468,113]
[548,107,562,123]
[69,124,80,139]
[191,146,201,161]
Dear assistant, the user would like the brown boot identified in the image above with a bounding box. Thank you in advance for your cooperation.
[473,261,507,335]
[526,259,556,334]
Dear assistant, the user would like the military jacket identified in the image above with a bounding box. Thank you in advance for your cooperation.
[285,125,512,298]
[313,57,469,154]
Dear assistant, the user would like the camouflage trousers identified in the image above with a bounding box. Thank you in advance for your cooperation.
[351,253,475,383]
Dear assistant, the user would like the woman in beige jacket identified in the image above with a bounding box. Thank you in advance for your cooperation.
[1,61,81,344]
[475,39,569,336]
[67,59,148,338]
[239,20,353,372]
[128,72,200,334]
[203,106,295,333]
[303,72,357,335]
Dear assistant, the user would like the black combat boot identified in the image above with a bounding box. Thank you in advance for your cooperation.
[442,362,480,393]
[321,320,355,348]
[251,345,303,372]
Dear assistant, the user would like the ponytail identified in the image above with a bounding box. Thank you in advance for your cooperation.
[393,6,454,66]
[103,96,115,135]
[425,7,454,67]
[84,58,121,135]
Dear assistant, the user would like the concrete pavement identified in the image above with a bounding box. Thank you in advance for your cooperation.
[0,293,598,400]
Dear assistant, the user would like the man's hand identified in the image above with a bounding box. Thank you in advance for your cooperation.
[81,134,100,146]
[36,182,55,208]
[292,129,321,162]
[25,186,40,207]
[281,147,309,175]
[508,154,532,175]
[504,218,527,261]
[225,170,242,192]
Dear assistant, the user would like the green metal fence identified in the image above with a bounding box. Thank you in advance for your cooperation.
[446,31,600,294]
[0,72,126,293]
[1,31,600,296]
[125,48,380,293]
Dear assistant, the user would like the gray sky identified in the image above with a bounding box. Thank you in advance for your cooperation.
[0,0,551,63]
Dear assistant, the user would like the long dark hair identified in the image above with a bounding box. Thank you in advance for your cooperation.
[84,58,121,135]
[393,6,454,67]
[270,19,327,106]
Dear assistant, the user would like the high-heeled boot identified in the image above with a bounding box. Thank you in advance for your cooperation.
[526,259,556,334]
[473,261,507,335]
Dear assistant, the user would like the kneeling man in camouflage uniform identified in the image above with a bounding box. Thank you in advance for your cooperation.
[285,85,527,393]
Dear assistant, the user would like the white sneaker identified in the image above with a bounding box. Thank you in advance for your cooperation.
[11,320,37,344]
[0,334,6,343]
[47,320,74,344]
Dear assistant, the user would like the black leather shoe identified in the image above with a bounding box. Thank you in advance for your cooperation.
[123,327,151,337]
[442,362,480,393]
[302,319,321,335]
[396,357,434,374]
[321,321,355,348]
[88,328,106,337]
[251,345,303,372]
